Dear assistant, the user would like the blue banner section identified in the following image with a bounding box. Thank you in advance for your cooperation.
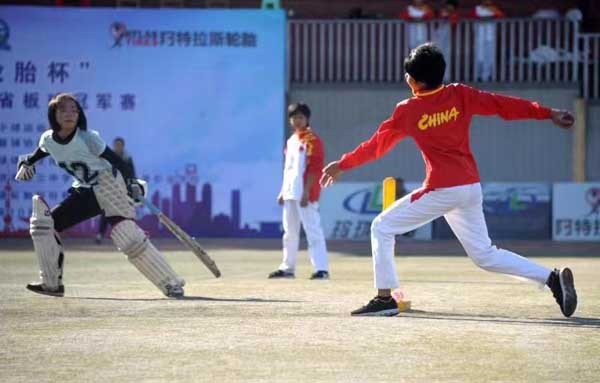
[0,6,285,237]
[433,183,552,240]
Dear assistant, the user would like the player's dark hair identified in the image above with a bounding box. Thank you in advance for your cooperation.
[48,93,87,132]
[287,102,311,120]
[403,43,446,89]
[114,137,125,145]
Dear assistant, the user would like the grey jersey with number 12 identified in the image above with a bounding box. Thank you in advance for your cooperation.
[38,129,112,188]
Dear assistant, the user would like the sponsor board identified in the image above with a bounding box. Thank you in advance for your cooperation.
[320,182,432,241]
[553,183,600,241]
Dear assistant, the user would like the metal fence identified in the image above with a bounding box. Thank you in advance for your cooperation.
[288,18,599,99]
[581,33,600,100]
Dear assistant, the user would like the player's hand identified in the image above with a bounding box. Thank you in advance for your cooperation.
[127,179,144,203]
[300,192,309,207]
[320,161,343,188]
[277,195,284,206]
[551,109,575,130]
[15,161,35,182]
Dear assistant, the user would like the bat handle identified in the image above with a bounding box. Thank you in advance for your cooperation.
[142,197,161,216]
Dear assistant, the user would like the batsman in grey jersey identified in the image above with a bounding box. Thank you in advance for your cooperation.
[15,93,185,298]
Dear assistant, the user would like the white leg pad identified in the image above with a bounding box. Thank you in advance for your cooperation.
[29,195,64,289]
[94,170,135,219]
[111,220,185,295]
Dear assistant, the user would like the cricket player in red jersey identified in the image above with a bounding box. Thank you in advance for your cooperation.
[269,103,330,280]
[320,43,578,317]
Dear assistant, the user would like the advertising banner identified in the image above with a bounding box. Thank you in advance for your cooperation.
[0,6,286,237]
[320,182,432,241]
[553,183,600,241]
[433,183,552,240]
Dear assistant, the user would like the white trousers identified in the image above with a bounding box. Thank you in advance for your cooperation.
[371,183,551,289]
[280,200,329,272]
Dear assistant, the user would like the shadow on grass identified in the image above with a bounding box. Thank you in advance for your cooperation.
[66,296,301,303]
[179,296,301,303]
[401,279,523,285]
[399,309,600,328]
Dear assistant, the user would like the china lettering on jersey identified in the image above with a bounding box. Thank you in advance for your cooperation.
[418,107,460,130]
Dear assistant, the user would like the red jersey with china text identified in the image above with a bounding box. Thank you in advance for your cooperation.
[338,84,552,188]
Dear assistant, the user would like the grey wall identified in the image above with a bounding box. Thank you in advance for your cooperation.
[587,103,600,181]
[289,84,579,183]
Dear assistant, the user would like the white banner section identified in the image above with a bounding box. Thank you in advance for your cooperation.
[553,183,600,241]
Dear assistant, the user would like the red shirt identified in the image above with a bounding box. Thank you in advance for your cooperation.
[302,129,325,201]
[338,84,552,189]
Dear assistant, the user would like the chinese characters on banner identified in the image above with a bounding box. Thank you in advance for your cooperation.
[553,183,600,241]
[0,7,285,237]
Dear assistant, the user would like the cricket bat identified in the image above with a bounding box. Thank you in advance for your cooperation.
[142,197,221,278]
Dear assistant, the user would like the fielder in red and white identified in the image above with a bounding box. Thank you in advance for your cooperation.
[269,103,330,280]
[321,43,578,317]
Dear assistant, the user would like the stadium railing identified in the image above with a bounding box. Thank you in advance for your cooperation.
[580,33,600,100]
[288,18,599,100]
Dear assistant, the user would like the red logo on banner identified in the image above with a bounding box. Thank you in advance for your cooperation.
[586,188,600,215]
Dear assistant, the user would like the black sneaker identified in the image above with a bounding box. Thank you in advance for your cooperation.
[547,268,577,317]
[268,270,295,279]
[26,282,64,297]
[310,271,330,280]
[351,296,399,317]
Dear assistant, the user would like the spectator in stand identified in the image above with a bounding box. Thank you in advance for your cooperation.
[433,0,460,80]
[400,0,435,50]
[471,0,505,82]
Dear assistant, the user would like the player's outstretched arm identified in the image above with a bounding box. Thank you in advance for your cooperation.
[464,85,553,121]
[322,116,407,190]
[550,109,575,129]
[15,147,49,181]
[320,161,343,188]
[466,84,575,128]
[321,106,406,188]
